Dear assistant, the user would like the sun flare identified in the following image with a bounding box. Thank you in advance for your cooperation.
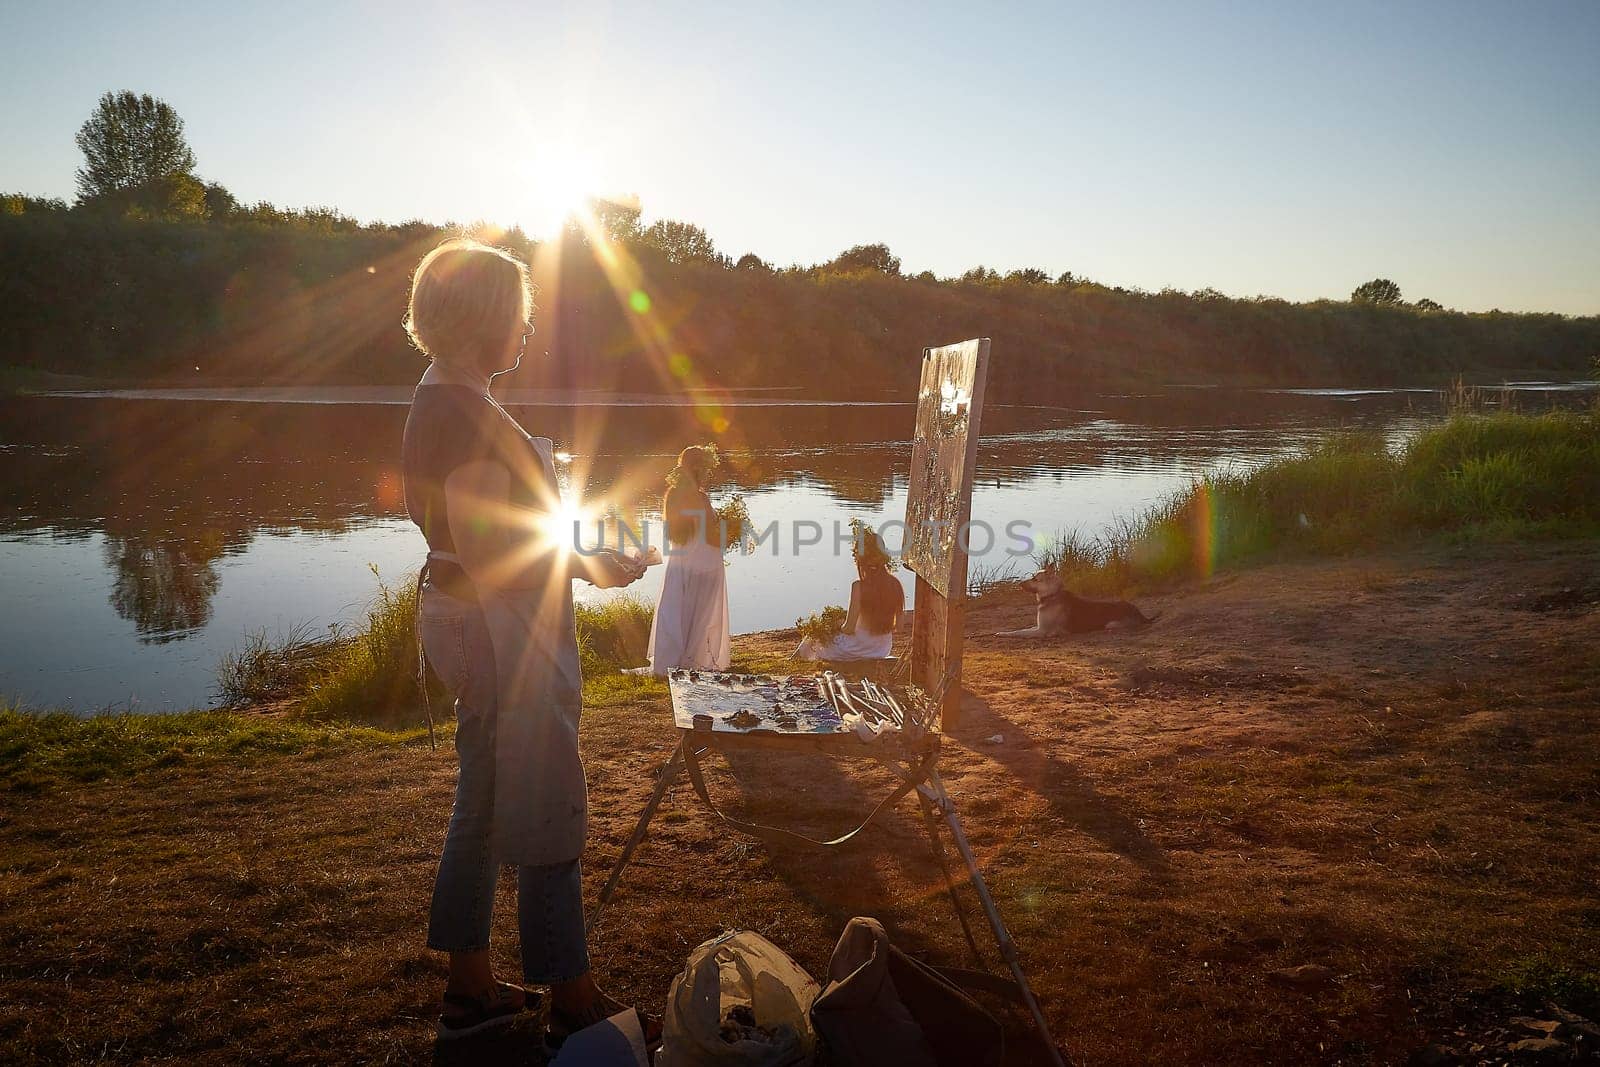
[538,499,593,552]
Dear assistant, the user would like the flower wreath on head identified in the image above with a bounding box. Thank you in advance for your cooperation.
[700,441,724,472]
[666,442,723,488]
[849,518,897,571]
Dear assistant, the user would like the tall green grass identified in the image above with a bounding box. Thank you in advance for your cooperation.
[1032,409,1600,594]
[575,596,654,675]
[1401,409,1600,531]
[215,572,660,725]
[215,622,338,707]
[294,572,424,725]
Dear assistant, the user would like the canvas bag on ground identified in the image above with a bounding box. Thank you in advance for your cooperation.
[809,916,1005,1067]
[658,929,820,1067]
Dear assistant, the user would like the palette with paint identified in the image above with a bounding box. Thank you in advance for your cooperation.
[668,670,842,734]
[667,669,929,742]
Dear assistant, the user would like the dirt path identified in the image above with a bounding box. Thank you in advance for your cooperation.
[2,543,1597,1064]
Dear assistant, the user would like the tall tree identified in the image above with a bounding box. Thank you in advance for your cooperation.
[1351,278,1404,306]
[75,91,197,203]
[640,219,724,265]
[825,243,901,276]
[202,181,237,220]
[581,196,643,245]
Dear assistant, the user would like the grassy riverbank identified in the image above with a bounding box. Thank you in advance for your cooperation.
[1030,407,1600,594]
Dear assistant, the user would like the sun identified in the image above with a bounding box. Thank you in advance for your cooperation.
[526,146,600,237]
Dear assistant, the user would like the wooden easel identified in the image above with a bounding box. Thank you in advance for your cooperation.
[588,339,1064,1065]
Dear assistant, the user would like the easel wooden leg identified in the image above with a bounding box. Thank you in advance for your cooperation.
[920,768,1066,1067]
[911,574,966,728]
[587,740,685,937]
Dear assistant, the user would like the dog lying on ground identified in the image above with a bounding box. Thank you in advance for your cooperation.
[996,568,1156,637]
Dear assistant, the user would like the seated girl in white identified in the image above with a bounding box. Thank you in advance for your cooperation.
[795,529,904,661]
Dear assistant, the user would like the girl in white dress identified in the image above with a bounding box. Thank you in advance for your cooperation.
[630,446,731,676]
[795,528,903,661]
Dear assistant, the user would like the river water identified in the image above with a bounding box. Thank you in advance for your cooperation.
[1,381,1592,712]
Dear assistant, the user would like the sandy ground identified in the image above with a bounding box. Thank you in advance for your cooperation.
[2,541,1597,1065]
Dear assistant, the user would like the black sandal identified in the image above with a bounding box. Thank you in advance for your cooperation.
[436,986,524,1041]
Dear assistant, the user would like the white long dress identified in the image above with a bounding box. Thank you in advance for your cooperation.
[636,538,731,676]
[794,626,894,662]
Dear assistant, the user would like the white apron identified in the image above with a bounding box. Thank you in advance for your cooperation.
[481,434,588,866]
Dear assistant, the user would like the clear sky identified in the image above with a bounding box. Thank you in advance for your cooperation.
[2,0,1597,314]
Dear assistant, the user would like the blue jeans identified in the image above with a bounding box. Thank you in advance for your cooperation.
[420,585,590,983]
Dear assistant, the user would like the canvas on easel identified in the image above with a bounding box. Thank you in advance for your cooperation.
[904,338,990,726]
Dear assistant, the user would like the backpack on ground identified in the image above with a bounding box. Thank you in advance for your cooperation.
[809,917,1008,1067]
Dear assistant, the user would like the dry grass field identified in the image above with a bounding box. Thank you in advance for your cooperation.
[2,542,1597,1064]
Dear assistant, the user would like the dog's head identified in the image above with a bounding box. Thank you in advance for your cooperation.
[1019,568,1064,600]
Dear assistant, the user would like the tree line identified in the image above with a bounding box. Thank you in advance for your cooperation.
[1,90,1595,401]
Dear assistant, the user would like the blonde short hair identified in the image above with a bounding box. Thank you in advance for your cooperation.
[403,238,532,361]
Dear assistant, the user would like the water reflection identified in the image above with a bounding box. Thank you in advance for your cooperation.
[103,530,227,642]
[0,382,1592,711]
